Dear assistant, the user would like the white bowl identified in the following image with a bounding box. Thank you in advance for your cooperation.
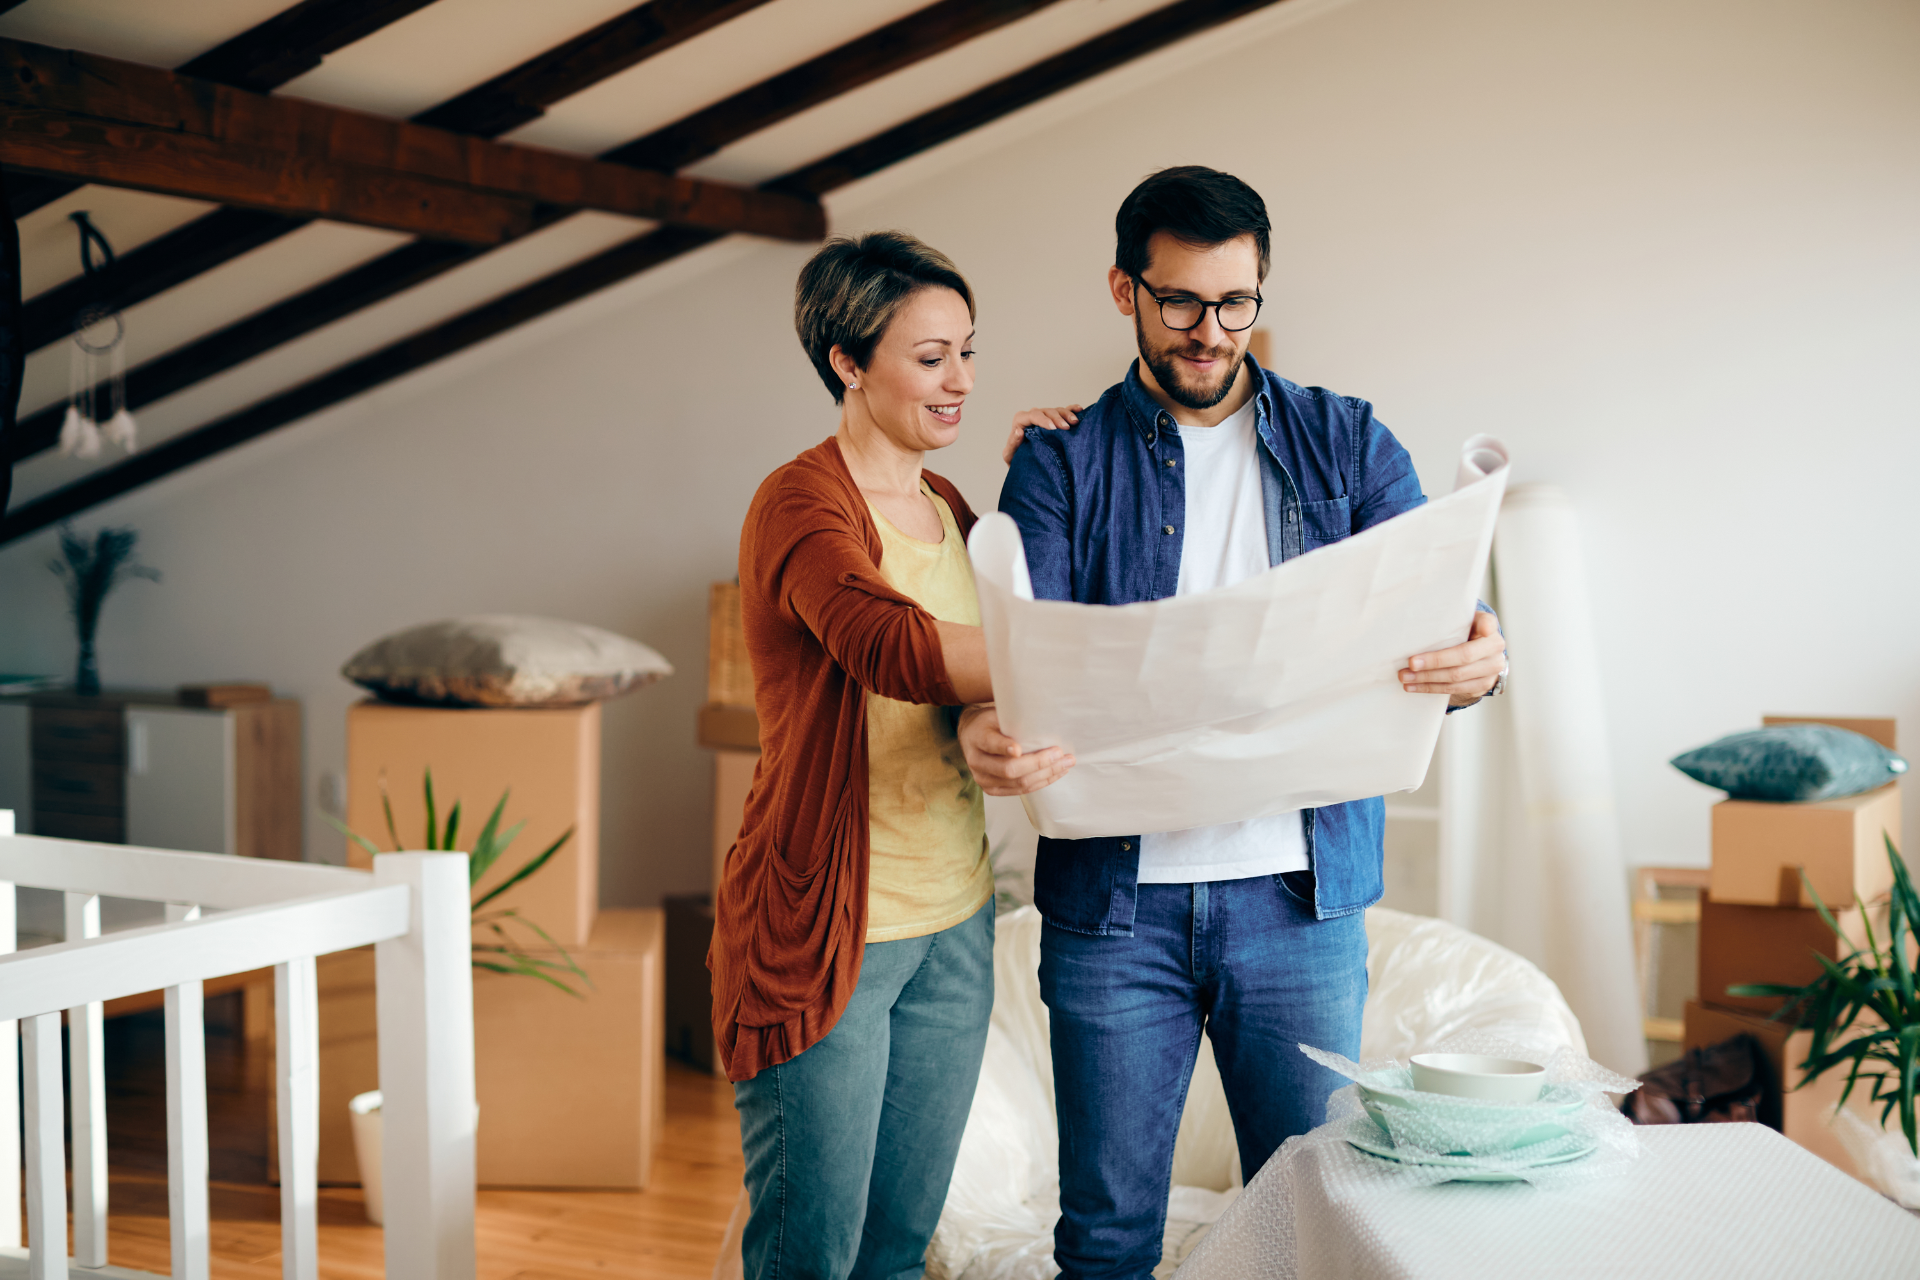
[1409,1053,1546,1104]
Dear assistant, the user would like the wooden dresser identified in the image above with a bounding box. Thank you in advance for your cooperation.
[0,689,302,859]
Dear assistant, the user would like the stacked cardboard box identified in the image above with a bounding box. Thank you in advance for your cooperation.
[1685,715,1901,1177]
[319,701,666,1187]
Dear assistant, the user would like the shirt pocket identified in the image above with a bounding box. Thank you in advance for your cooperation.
[1299,495,1351,547]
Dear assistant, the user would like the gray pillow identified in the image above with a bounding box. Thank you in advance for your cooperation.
[343,615,673,708]
[1670,725,1907,802]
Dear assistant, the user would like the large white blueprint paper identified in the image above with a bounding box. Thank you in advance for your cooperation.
[969,436,1510,840]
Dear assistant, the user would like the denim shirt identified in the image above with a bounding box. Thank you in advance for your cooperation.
[997,355,1430,935]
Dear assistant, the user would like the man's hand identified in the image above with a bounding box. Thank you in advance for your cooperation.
[959,704,1075,795]
[1402,610,1506,707]
[1002,404,1084,464]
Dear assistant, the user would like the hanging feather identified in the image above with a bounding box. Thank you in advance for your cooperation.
[60,213,137,459]
[59,403,101,457]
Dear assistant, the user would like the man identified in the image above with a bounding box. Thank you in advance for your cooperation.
[957,166,1505,1279]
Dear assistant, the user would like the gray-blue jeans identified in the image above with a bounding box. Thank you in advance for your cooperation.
[735,902,994,1280]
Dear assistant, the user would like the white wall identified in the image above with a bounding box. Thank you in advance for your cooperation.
[2,0,1916,905]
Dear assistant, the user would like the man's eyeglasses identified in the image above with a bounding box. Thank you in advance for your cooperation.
[1133,279,1263,333]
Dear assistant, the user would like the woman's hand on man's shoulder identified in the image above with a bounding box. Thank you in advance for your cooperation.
[1002,405,1084,465]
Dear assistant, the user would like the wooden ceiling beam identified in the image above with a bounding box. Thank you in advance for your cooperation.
[18,209,302,353]
[0,0,1291,543]
[13,0,1050,376]
[17,0,1071,361]
[15,3,755,355]
[415,0,778,137]
[175,0,443,92]
[605,0,1067,173]
[0,39,824,244]
[6,0,448,218]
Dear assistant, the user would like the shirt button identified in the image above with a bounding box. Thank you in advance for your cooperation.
[1286,509,1297,523]
[1163,525,1175,535]
[1120,841,1132,851]
[1165,458,1176,468]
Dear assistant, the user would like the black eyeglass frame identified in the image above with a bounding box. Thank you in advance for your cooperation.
[1131,278,1264,333]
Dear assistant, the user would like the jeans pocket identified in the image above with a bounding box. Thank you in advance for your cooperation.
[1274,869,1316,909]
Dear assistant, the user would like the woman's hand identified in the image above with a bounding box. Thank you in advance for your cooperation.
[1002,404,1084,464]
[1401,610,1506,707]
[958,705,1074,795]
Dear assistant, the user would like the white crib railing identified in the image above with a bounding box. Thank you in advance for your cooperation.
[0,810,476,1280]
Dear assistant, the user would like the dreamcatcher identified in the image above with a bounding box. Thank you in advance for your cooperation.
[58,211,137,459]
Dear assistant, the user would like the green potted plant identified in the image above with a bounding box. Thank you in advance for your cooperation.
[1730,835,1920,1202]
[48,524,159,694]
[326,769,589,1221]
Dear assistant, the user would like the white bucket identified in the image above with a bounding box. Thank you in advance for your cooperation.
[347,1090,384,1225]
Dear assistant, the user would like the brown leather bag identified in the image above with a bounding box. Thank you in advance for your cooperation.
[1623,1034,1780,1128]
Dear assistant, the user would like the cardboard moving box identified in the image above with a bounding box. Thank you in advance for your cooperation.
[1697,896,1879,1016]
[308,908,665,1189]
[347,700,601,946]
[1709,783,1901,909]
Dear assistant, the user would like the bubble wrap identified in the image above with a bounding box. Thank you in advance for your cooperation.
[1174,1121,1920,1279]
[1173,1034,1647,1280]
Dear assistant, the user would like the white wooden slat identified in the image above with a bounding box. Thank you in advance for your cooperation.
[165,903,210,1280]
[275,957,320,1280]
[63,893,108,1269]
[21,1011,67,1280]
[375,854,477,1280]
[0,835,368,909]
[0,849,19,1252]
[0,885,410,1021]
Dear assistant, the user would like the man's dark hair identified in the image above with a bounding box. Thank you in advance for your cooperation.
[794,231,974,403]
[1114,166,1271,282]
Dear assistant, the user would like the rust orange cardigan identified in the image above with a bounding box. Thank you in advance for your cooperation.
[709,437,979,1082]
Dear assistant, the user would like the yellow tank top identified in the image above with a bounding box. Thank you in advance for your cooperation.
[863,482,993,942]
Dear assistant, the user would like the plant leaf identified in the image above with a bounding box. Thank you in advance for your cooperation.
[496,911,593,989]
[321,811,385,862]
[467,791,511,886]
[443,799,461,854]
[472,825,572,911]
[380,772,402,851]
[423,769,438,851]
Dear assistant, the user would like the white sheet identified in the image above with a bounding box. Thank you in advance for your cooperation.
[968,437,1510,840]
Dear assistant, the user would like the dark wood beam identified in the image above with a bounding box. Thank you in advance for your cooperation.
[20,0,1070,361]
[605,0,1067,172]
[19,209,303,354]
[1,0,1291,543]
[17,2,737,354]
[6,237,493,464]
[176,0,443,92]
[6,0,444,217]
[415,0,776,137]
[770,0,1280,199]
[0,106,532,244]
[0,226,718,538]
[0,40,823,243]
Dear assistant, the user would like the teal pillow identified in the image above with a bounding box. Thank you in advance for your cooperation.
[1671,725,1908,802]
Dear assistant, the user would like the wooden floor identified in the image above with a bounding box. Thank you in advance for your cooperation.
[14,996,744,1279]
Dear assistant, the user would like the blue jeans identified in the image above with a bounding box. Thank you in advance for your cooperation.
[735,902,994,1280]
[1040,874,1367,1280]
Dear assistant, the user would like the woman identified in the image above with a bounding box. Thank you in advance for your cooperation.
[711,231,1071,1280]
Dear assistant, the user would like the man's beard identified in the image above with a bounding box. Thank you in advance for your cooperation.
[1136,311,1244,411]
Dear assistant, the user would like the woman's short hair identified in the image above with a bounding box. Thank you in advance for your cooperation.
[794,231,975,403]
[1115,166,1271,283]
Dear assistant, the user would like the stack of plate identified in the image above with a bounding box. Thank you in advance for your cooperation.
[1344,1054,1600,1182]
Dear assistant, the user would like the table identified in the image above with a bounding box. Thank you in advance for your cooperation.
[1178,1123,1920,1279]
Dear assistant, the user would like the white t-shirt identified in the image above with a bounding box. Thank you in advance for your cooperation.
[1136,392,1309,883]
